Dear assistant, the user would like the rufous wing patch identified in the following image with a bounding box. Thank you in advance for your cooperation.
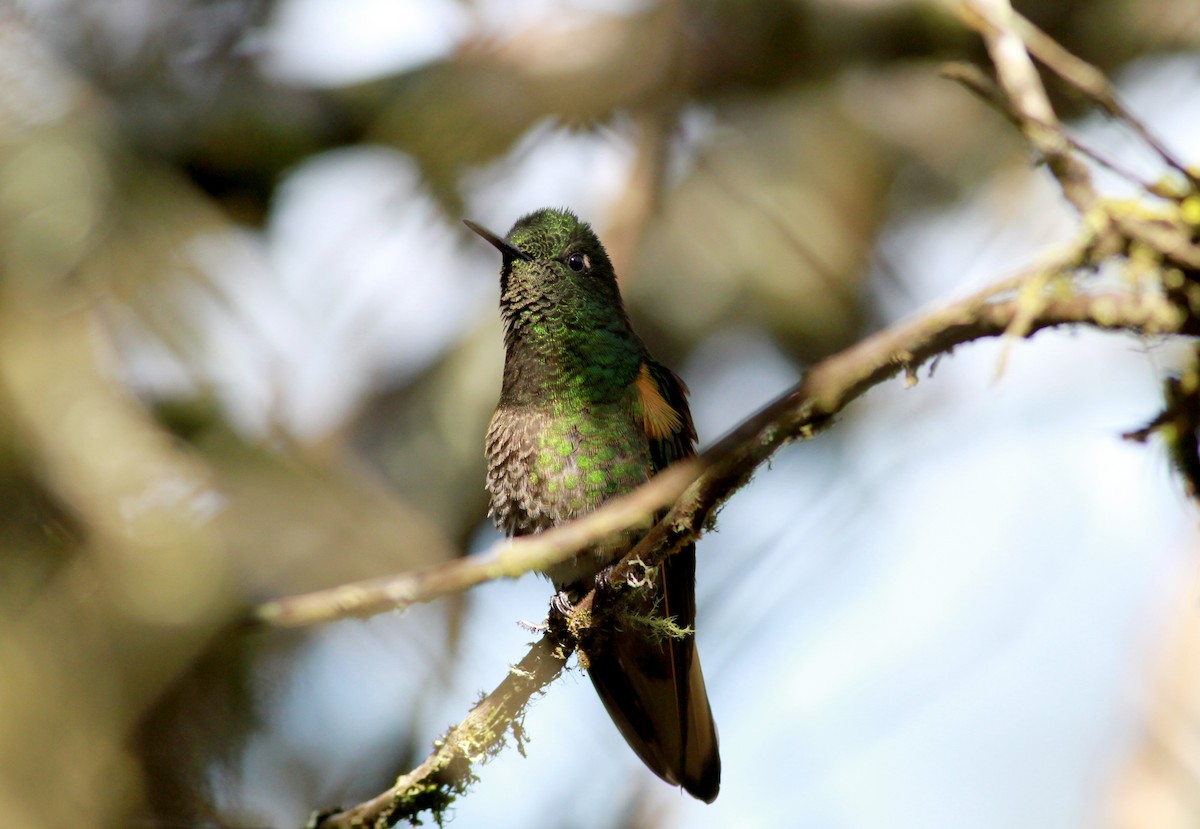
[636,362,683,440]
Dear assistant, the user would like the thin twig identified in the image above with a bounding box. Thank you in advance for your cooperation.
[1010,10,1199,190]
[944,18,1200,276]
[960,0,1098,212]
[941,62,1160,193]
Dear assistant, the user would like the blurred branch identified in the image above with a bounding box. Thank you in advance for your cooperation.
[602,108,675,279]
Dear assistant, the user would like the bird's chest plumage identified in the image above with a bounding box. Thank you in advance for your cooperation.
[485,393,650,583]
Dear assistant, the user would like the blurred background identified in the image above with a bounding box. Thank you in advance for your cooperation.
[2,1,1199,827]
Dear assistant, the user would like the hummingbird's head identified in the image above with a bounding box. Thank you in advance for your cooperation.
[464,208,625,342]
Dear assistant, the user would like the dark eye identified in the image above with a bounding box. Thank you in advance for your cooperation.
[565,252,587,273]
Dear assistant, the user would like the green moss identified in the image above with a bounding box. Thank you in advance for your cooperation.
[626,612,695,646]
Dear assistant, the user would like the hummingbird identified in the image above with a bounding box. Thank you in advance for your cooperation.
[465,207,720,802]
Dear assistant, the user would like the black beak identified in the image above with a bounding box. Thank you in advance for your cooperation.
[463,219,532,261]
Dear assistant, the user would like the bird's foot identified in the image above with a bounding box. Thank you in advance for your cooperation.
[547,589,576,636]
[593,566,616,594]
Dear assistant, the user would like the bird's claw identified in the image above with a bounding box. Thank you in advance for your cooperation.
[549,589,576,619]
[594,566,615,594]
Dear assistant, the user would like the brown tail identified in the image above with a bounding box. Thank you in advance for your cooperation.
[584,543,720,802]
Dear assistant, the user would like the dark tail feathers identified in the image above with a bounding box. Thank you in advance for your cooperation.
[584,544,720,802]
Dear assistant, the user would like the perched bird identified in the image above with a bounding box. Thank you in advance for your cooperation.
[465,207,720,802]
